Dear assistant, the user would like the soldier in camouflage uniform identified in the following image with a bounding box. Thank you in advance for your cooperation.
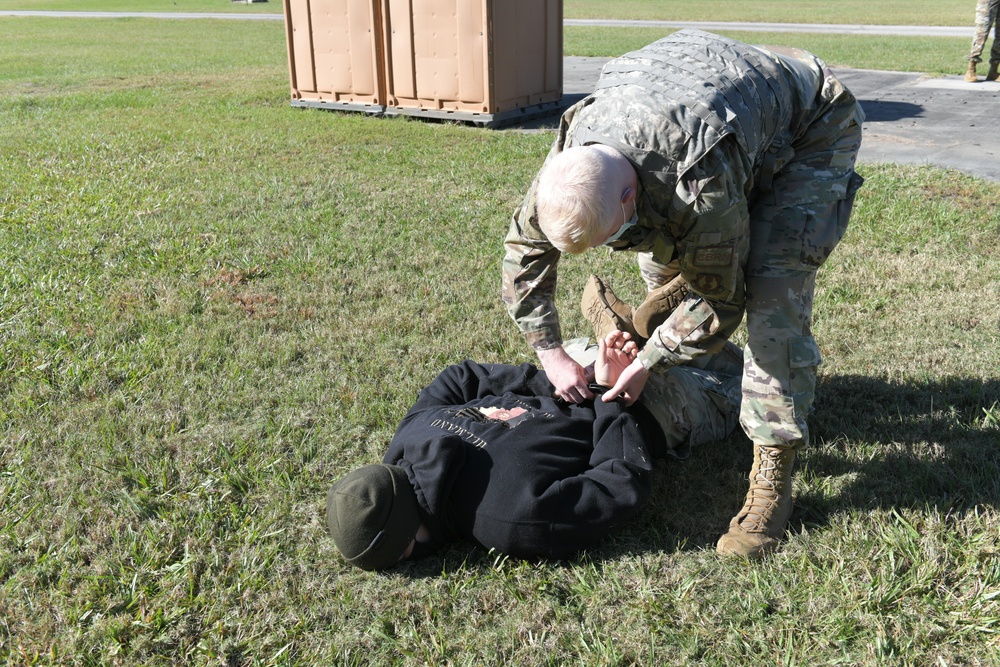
[501,29,864,557]
[965,0,1000,81]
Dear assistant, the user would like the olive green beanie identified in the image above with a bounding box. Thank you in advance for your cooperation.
[326,464,421,571]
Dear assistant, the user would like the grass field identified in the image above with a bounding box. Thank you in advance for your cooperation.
[2,6,999,667]
[564,0,974,25]
[563,30,971,73]
[0,0,278,12]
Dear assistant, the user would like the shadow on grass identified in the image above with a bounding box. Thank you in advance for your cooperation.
[795,373,1000,523]
[499,94,587,132]
[629,372,1000,557]
[390,373,999,575]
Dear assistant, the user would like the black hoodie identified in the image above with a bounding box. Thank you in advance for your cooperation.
[382,360,654,560]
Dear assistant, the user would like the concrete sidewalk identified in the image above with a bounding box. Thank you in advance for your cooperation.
[512,58,1000,182]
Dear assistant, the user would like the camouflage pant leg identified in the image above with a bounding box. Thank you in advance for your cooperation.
[640,364,742,459]
[741,191,860,450]
[969,0,1000,63]
[684,339,744,376]
[636,252,681,291]
[739,271,819,450]
[740,113,862,451]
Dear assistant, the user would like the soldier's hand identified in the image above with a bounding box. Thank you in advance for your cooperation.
[537,346,594,403]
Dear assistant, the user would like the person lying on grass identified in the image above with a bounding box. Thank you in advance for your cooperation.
[327,328,744,571]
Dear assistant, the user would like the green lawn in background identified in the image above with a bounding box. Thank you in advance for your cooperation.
[564,28,970,73]
[0,0,278,12]
[1,9,999,667]
[565,0,973,25]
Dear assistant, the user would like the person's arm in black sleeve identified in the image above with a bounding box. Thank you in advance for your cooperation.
[531,394,655,559]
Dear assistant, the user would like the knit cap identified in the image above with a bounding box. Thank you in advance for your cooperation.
[326,464,421,571]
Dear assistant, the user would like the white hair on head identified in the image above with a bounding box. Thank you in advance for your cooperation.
[536,145,622,254]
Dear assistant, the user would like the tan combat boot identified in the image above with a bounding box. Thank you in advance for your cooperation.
[633,273,689,339]
[716,445,797,557]
[582,274,691,342]
[987,62,999,81]
[965,61,978,82]
[581,275,641,341]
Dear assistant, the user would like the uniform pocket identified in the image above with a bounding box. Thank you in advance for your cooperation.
[752,177,859,273]
[788,335,822,416]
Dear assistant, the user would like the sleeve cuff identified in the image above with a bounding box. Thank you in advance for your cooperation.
[637,345,677,373]
[526,329,563,351]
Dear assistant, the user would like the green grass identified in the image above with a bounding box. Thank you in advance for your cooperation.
[0,0,278,12]
[564,0,974,25]
[564,29,971,73]
[0,0,975,72]
[2,10,1000,667]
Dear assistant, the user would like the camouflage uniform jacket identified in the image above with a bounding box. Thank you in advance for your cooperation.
[502,29,861,372]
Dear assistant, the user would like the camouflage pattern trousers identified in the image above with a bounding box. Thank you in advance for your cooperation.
[637,120,863,452]
[969,0,1000,63]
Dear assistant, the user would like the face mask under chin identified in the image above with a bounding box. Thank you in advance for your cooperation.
[603,221,638,247]
[603,201,638,247]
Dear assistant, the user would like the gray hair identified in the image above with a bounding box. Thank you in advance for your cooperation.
[536,146,621,254]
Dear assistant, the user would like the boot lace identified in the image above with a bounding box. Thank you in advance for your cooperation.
[738,446,791,532]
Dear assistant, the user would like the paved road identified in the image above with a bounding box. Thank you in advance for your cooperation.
[831,69,999,180]
[6,12,996,180]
